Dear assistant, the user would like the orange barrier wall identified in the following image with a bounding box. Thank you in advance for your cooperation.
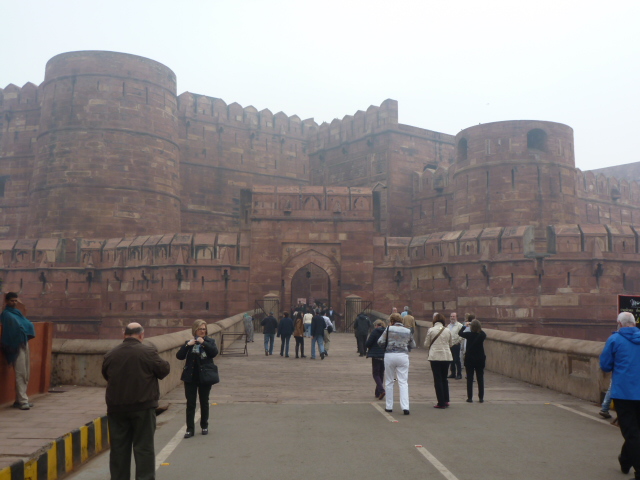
[0,322,53,404]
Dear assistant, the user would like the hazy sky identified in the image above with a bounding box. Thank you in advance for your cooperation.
[1,0,638,172]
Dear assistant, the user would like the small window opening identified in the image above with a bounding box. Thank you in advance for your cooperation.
[527,129,547,151]
[457,138,468,162]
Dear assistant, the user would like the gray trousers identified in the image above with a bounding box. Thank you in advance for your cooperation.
[14,343,30,405]
[108,408,157,480]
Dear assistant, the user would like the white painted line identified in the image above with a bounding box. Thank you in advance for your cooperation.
[551,403,616,426]
[415,445,460,480]
[371,402,398,422]
[155,412,201,469]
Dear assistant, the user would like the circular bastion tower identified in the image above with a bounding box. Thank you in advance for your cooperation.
[27,51,181,238]
[450,120,578,234]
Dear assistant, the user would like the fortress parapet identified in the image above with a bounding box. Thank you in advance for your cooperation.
[27,51,182,238]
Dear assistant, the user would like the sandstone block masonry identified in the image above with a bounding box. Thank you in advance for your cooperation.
[0,50,639,340]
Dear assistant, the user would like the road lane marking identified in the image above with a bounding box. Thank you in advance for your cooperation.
[415,445,460,480]
[155,412,201,469]
[551,403,616,426]
[371,402,398,422]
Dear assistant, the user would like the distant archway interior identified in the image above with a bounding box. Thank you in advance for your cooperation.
[291,263,330,309]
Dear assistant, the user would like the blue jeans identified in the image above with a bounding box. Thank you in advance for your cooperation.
[602,380,612,412]
[264,334,275,354]
[311,335,325,358]
[304,324,311,337]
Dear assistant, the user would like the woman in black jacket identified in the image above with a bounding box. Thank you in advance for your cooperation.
[176,319,219,437]
[458,316,486,403]
[365,319,387,400]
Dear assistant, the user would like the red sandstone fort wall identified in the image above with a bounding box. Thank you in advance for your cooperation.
[0,233,250,338]
[308,99,455,236]
[2,51,640,342]
[177,93,315,232]
[0,83,41,238]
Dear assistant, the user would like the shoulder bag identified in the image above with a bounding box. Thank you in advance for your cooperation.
[200,361,220,385]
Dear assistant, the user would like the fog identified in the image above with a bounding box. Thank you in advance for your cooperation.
[2,0,638,171]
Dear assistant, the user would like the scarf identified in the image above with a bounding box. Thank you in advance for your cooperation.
[1,307,35,365]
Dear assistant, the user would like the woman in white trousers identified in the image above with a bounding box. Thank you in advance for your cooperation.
[378,313,416,415]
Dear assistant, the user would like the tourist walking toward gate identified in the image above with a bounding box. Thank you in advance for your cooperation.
[378,313,415,415]
[176,319,219,438]
[243,313,254,342]
[261,312,278,356]
[366,319,387,400]
[303,311,313,338]
[293,312,306,358]
[354,313,372,357]
[425,313,453,409]
[277,312,294,357]
[457,315,486,403]
[310,310,327,360]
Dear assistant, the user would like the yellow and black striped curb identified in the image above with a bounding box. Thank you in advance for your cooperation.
[0,415,109,480]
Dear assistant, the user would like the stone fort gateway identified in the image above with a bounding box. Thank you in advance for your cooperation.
[0,50,638,340]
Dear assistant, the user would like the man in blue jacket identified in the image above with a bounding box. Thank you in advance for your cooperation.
[600,311,640,479]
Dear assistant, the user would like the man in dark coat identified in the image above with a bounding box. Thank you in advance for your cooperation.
[0,292,35,410]
[354,313,372,357]
[277,312,295,357]
[102,322,170,480]
[261,312,278,356]
[310,311,327,360]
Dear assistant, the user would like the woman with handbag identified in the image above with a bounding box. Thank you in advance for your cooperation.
[377,313,415,415]
[458,316,487,403]
[425,313,453,409]
[176,319,219,438]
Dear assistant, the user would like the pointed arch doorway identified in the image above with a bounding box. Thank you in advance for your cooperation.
[290,263,330,308]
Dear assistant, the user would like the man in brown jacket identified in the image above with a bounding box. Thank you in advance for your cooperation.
[102,323,170,480]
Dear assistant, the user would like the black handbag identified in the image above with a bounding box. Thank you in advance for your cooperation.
[200,362,220,385]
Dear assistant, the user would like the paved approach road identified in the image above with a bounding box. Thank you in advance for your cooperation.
[69,333,623,480]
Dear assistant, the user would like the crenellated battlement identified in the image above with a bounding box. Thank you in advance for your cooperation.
[177,92,318,138]
[0,82,42,113]
[310,99,399,150]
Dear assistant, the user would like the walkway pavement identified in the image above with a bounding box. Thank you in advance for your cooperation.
[0,333,621,479]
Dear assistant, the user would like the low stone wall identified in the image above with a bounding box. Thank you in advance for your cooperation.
[415,321,608,403]
[52,313,248,397]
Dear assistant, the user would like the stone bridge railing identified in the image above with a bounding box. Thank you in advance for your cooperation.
[52,312,250,398]
[52,311,609,403]
[370,310,608,403]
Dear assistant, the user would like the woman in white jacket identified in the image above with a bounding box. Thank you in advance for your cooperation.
[425,313,453,409]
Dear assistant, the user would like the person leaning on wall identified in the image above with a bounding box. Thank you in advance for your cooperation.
[0,292,35,410]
